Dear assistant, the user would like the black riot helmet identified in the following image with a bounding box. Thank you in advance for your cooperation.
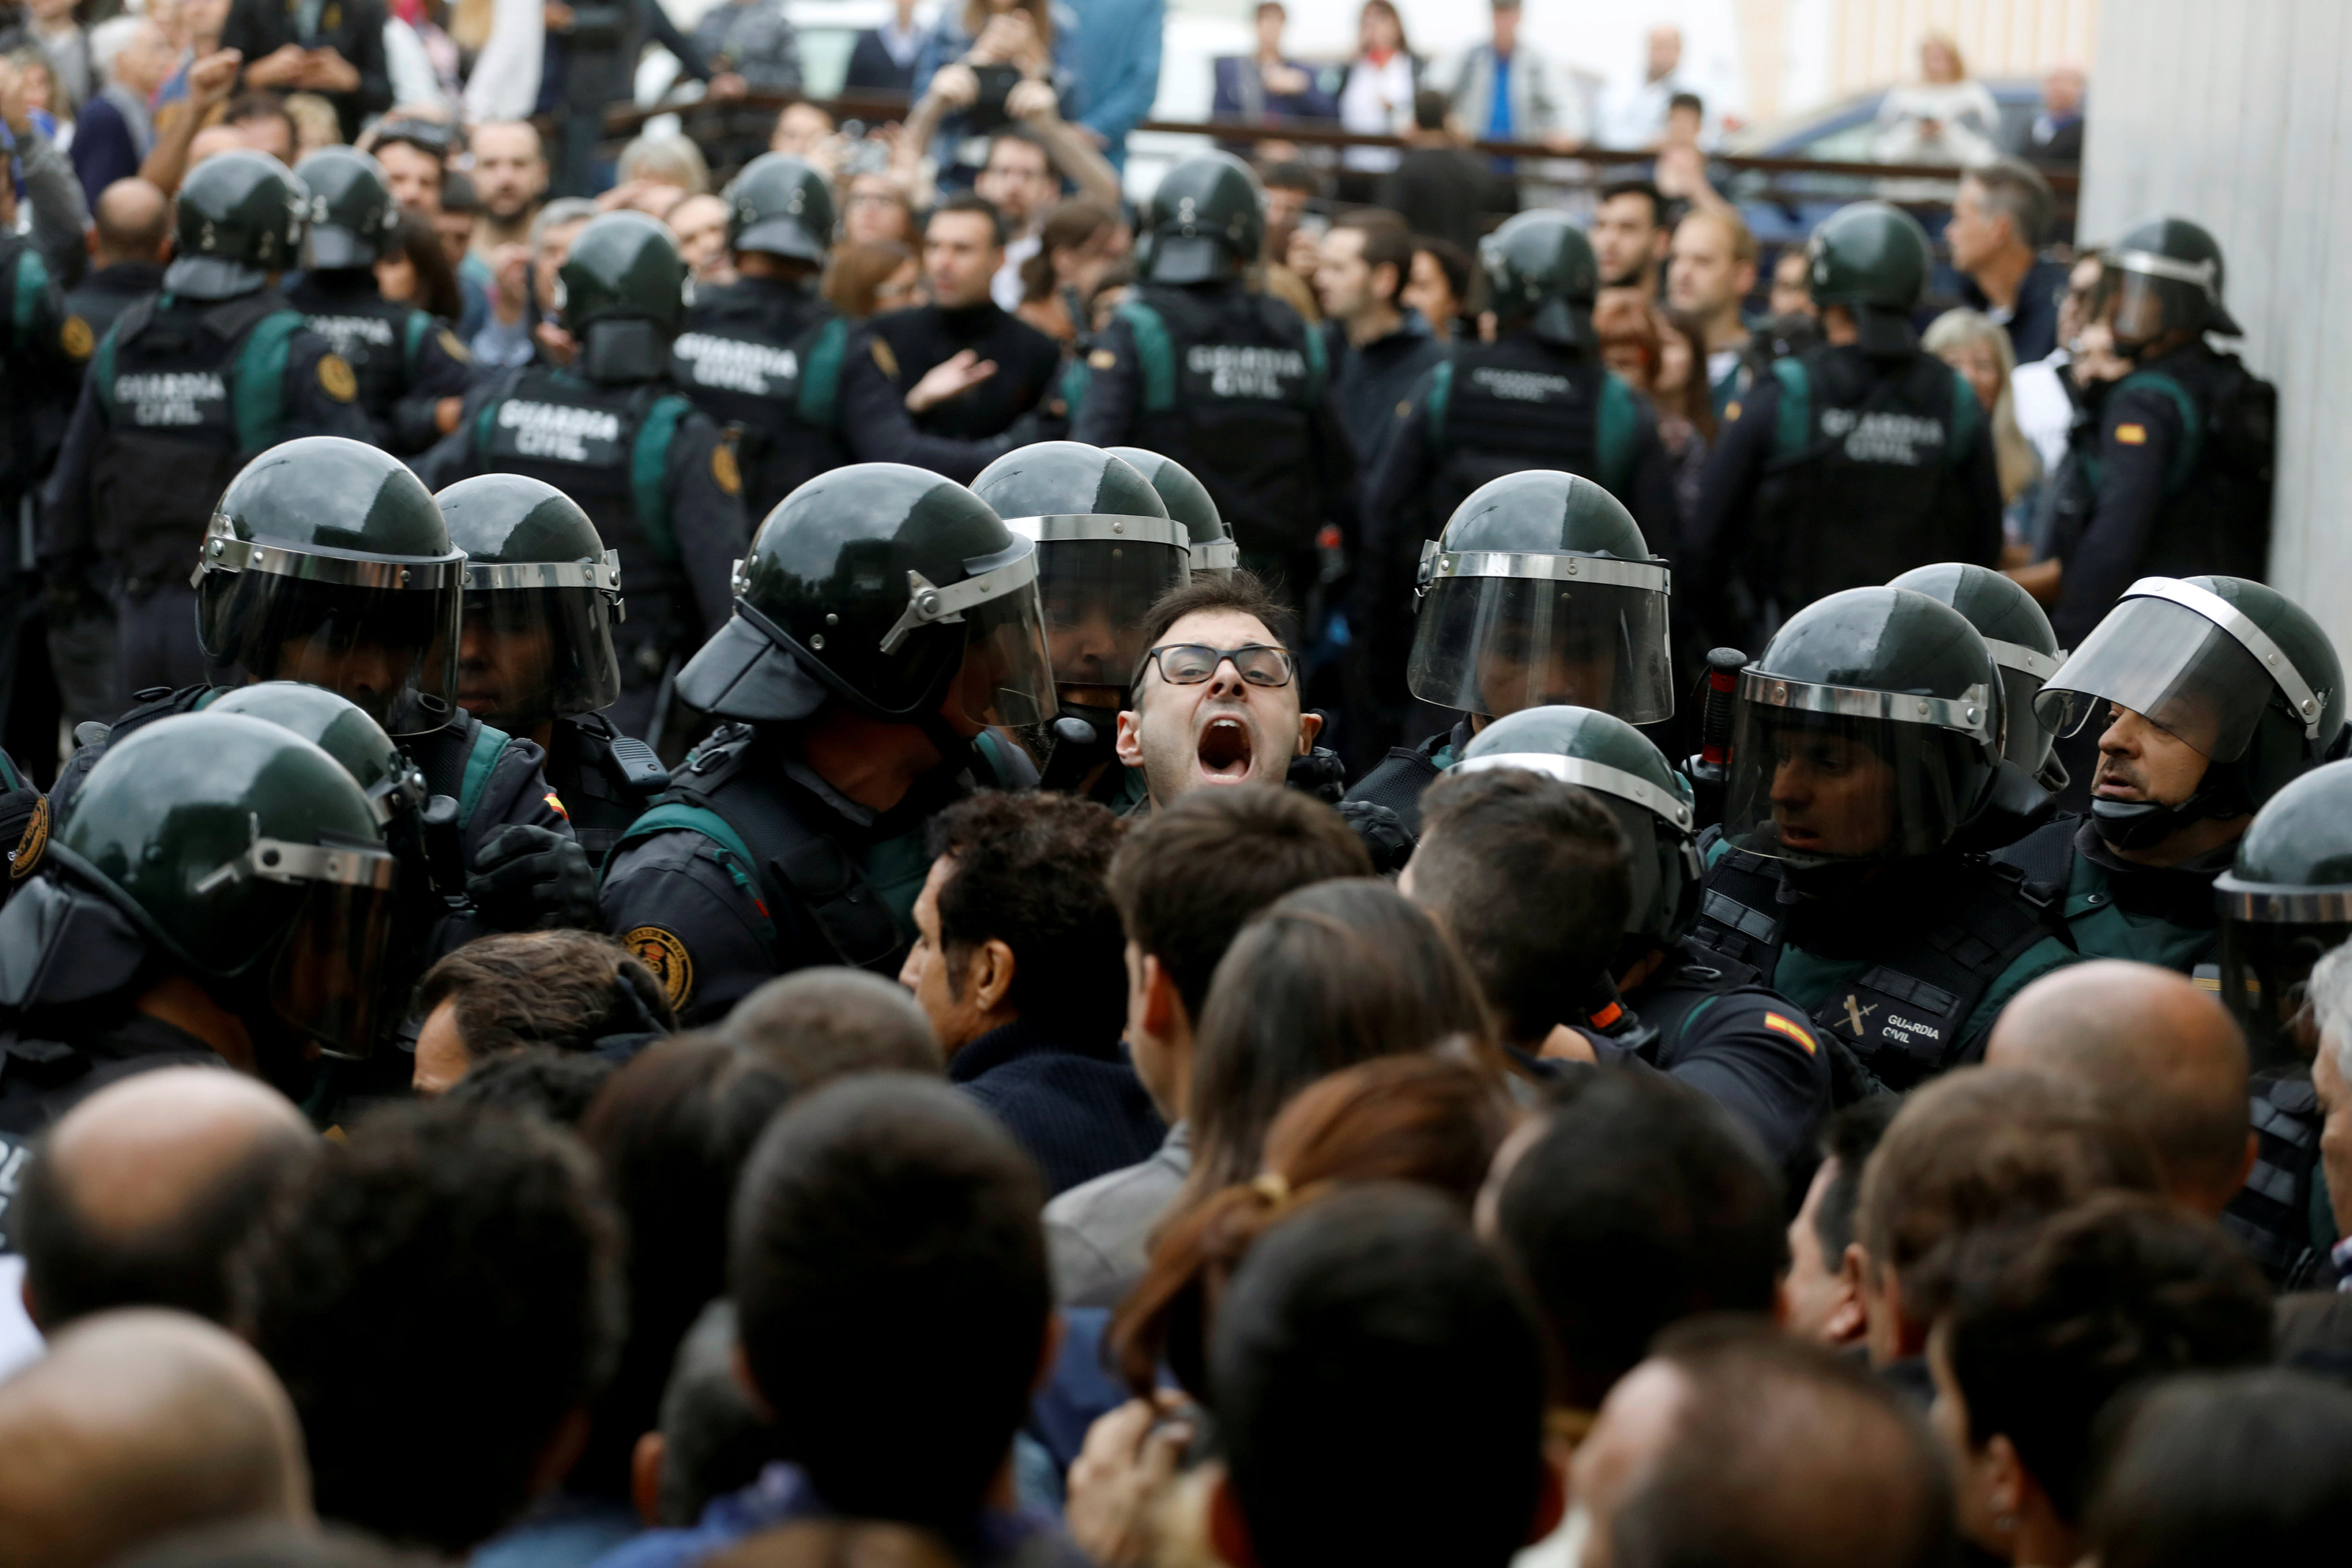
[1806,201,1933,357]
[1721,586,2006,868]
[1140,151,1265,285]
[168,148,308,300]
[558,210,691,383]
[1409,471,1675,725]
[192,436,466,736]
[295,146,401,269]
[2107,216,2242,349]
[723,153,835,265]
[435,474,626,728]
[1107,447,1236,578]
[971,443,1190,693]
[2215,760,2352,1070]
[206,682,429,830]
[1889,562,2070,791]
[2035,576,2346,852]
[1478,210,1599,349]
[676,463,1056,732]
[0,713,399,1059]
[1458,705,1702,949]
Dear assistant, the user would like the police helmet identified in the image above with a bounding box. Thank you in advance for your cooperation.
[168,149,308,300]
[1889,562,2069,791]
[2107,216,2242,347]
[1409,471,1674,725]
[1478,210,1600,349]
[435,474,625,728]
[1806,202,1933,357]
[1140,152,1265,285]
[1107,447,1236,577]
[558,211,691,383]
[723,153,835,265]
[207,683,429,828]
[2215,760,2352,1069]
[192,437,466,737]
[296,146,401,269]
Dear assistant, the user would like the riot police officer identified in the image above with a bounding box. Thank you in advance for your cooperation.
[1107,447,1238,580]
[971,441,1193,810]
[1693,585,2078,1100]
[436,472,669,869]
[42,150,370,695]
[285,146,476,457]
[51,437,597,945]
[600,463,1054,1026]
[0,179,77,761]
[2040,220,2277,648]
[1994,574,2346,974]
[1344,471,1676,833]
[1070,152,1357,610]
[1454,705,1830,1170]
[672,154,849,520]
[1685,202,2004,653]
[421,211,751,745]
[0,711,402,1134]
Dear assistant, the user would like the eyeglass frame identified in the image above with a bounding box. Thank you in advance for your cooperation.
[1132,642,1298,690]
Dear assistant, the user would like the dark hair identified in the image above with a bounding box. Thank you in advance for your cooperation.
[19,1119,317,1330]
[1114,1053,1515,1399]
[1411,85,1450,131]
[442,1046,618,1125]
[929,190,1007,249]
[731,1076,1048,1527]
[925,791,1126,1045]
[418,931,674,1065]
[1021,197,1117,303]
[1258,158,1318,196]
[1109,785,1371,1025]
[1134,566,1292,670]
[1188,879,1496,1195]
[823,238,917,319]
[1946,1194,2272,1524]
[239,1102,625,1555]
[1212,1184,1546,1568]
[1611,1317,1958,1568]
[572,1035,796,1501]
[1494,1072,1784,1408]
[984,125,1050,174]
[1356,0,1410,59]
[2085,1369,2352,1568]
[653,1299,781,1528]
[1667,91,1704,117]
[1333,208,1414,306]
[1966,155,2055,249]
[1658,306,1720,437]
[1599,179,1666,228]
[1813,1094,1901,1265]
[1413,232,1475,314]
[724,967,942,1084]
[440,167,482,216]
[1413,769,1631,1045]
[223,91,297,149]
[381,209,464,324]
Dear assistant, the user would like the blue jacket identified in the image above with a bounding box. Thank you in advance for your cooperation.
[1058,0,1164,162]
[951,1018,1166,1196]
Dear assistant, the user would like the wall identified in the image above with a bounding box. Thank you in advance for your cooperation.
[2078,0,2352,652]
[1754,0,2096,124]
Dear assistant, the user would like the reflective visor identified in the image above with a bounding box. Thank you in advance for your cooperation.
[2033,591,2279,762]
[955,581,1058,728]
[271,875,403,1058]
[1408,556,1674,724]
[458,572,625,726]
[1001,519,1192,688]
[2217,914,2350,1071]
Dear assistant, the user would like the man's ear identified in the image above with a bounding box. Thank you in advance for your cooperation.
[1824,1244,1870,1346]
[1114,706,1146,769]
[1296,708,1324,754]
[730,1338,777,1421]
[1208,1468,1258,1568]
[630,1430,666,1526]
[1140,952,1183,1038]
[1525,1451,1567,1544]
[970,937,1017,1014]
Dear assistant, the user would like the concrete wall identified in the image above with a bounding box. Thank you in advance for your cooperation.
[2078,0,2352,653]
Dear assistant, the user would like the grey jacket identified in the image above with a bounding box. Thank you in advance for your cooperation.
[1042,1121,1190,1303]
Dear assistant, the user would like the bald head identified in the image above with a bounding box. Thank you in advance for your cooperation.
[93,179,171,266]
[0,1309,310,1568]
[722,966,943,1086]
[18,1068,316,1331]
[1986,960,2252,1215]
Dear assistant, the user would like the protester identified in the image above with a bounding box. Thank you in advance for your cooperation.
[824,236,922,319]
[1873,32,2000,166]
[2021,64,2087,165]
[1665,206,1757,417]
[222,0,390,141]
[468,118,548,255]
[1402,231,1474,339]
[966,126,1120,313]
[1592,179,1669,296]
[1333,0,1417,200]
[1210,1,1335,130]
[73,17,173,207]
[841,171,920,246]
[1443,0,1579,160]
[845,0,925,93]
[409,931,676,1096]
[1314,209,1445,473]
[1595,24,1700,150]
[1784,1097,1902,1348]
[723,967,944,1084]
[1015,197,1122,343]
[1925,306,2042,538]
[1113,572,1324,811]
[1947,158,2066,365]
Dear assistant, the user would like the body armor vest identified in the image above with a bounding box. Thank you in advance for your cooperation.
[1425,335,1633,523]
[285,276,425,424]
[675,279,847,519]
[546,711,671,869]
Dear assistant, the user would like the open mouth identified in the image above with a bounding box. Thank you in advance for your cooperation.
[1196,716,1255,785]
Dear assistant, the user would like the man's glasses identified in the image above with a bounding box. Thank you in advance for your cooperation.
[1137,643,1296,688]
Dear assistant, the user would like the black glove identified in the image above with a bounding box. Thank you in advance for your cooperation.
[1336,798,1415,876]
[466,824,600,932]
[1285,745,1348,805]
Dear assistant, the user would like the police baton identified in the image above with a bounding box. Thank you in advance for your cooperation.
[1681,647,1747,833]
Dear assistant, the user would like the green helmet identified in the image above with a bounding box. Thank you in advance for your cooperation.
[1458,705,1701,947]
[2214,760,2352,1068]
[2107,216,2242,347]
[206,683,428,827]
[723,153,835,265]
[1409,471,1674,724]
[294,146,399,269]
[435,474,625,727]
[972,443,1189,691]
[2036,576,2345,851]
[1141,152,1264,285]
[1722,586,2005,867]
[558,212,690,383]
[193,436,466,737]
[1478,210,1599,348]
[677,463,1056,729]
[1806,202,1931,355]
[1888,562,2068,790]
[1106,447,1235,577]
[169,149,307,300]
[34,713,397,1056]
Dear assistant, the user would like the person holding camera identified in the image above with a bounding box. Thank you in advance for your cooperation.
[903,0,1077,191]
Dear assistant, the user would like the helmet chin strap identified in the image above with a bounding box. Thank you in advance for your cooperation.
[2089,758,2255,851]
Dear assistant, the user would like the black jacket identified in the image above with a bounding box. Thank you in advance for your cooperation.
[950,1018,1166,1196]
[1325,311,1447,476]
[220,0,393,142]
[841,301,1060,481]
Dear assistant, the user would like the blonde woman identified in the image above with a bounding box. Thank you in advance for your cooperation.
[1925,308,2041,562]
[1874,32,2000,167]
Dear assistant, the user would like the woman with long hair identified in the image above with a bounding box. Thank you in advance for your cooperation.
[376,210,466,324]
[1335,0,1419,201]
[823,239,923,320]
[1925,306,2042,556]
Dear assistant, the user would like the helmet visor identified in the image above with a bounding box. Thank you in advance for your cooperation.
[954,580,1058,728]
[199,563,464,736]
[1407,569,1674,724]
[1019,523,1191,689]
[270,874,402,1059]
[1721,675,1997,865]
[2218,914,2350,1072]
[458,559,625,724]
[2033,593,2273,763]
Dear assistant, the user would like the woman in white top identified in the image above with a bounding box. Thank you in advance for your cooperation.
[1337,0,1418,183]
[1873,32,1999,167]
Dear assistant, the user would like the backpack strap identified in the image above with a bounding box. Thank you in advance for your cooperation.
[2115,369,2205,494]
[1769,355,1811,464]
[1425,355,1456,453]
[1689,839,1790,977]
[1299,307,1328,404]
[1598,370,1639,497]
[794,315,849,429]
[11,247,47,350]
[632,391,694,564]
[1946,364,1984,472]
[457,718,513,832]
[230,308,308,454]
[402,306,432,379]
[610,799,779,952]
[1115,298,1177,415]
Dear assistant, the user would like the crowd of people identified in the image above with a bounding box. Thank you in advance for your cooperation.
[0,2,2344,1567]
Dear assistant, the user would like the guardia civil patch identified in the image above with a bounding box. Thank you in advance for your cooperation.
[319,353,358,402]
[1088,348,1117,370]
[9,795,48,879]
[711,442,743,495]
[626,926,694,1010]
[1762,1011,1817,1055]
[60,316,94,360]
[543,791,570,820]
[2114,423,2148,445]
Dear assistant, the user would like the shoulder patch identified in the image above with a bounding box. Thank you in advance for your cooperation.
[711,440,743,496]
[1724,398,1742,422]
[1087,347,1117,370]
[543,791,570,820]
[60,316,94,361]
[439,327,472,364]
[869,336,900,380]
[9,795,48,879]
[318,353,358,402]
[1762,1011,1817,1055]
[2113,422,2148,445]
[625,926,694,1011]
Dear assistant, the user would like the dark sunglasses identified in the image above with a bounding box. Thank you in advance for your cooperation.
[1137,643,1296,688]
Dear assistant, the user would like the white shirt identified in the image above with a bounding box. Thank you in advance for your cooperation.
[993,232,1041,314]
[1339,52,1415,171]
[2011,351,2075,476]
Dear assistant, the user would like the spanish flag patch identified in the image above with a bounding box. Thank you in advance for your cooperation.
[1763,1012,1818,1055]
[2115,423,2148,445]
[544,792,570,820]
